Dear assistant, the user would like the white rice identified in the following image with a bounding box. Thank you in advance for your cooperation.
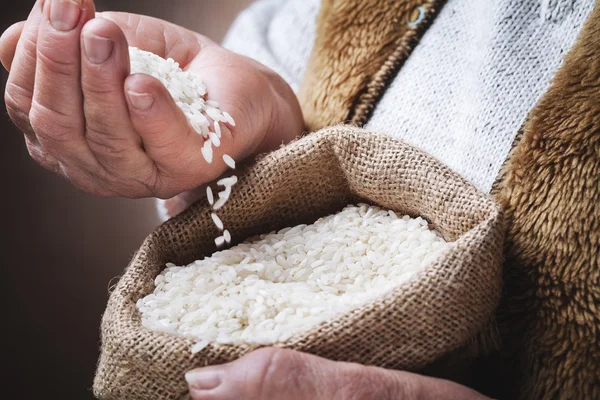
[214,236,225,247]
[209,132,221,147]
[217,176,238,187]
[137,204,451,351]
[212,197,227,212]
[206,187,214,206]
[212,186,232,211]
[223,155,236,169]
[128,47,235,142]
[223,112,236,126]
[211,213,224,231]
[129,46,240,236]
[201,141,213,164]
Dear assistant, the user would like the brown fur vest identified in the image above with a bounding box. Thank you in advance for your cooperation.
[298,1,600,399]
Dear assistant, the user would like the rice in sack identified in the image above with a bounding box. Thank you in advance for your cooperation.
[93,49,505,400]
[137,204,452,351]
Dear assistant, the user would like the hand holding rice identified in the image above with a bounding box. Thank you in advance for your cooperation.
[129,49,454,347]
[2,8,303,202]
[129,47,243,239]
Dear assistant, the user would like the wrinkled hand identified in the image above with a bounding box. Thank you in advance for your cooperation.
[0,0,303,198]
[185,348,492,400]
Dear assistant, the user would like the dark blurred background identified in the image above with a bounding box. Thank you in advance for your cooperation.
[0,1,252,398]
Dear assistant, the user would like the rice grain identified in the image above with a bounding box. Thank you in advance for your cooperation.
[211,213,224,231]
[223,155,236,169]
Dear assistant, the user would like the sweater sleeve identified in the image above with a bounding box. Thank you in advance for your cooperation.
[221,0,318,93]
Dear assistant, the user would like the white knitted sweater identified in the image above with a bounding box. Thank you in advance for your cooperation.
[223,0,594,193]
[158,0,594,220]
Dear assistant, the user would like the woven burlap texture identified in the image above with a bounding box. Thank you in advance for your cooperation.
[94,126,505,400]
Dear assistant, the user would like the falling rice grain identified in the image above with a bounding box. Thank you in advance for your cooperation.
[214,236,225,247]
[206,187,214,206]
[201,140,213,164]
[211,213,224,230]
[223,155,236,169]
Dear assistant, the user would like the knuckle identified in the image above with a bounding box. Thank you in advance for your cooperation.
[5,83,32,129]
[83,103,121,133]
[5,101,31,133]
[5,81,33,108]
[22,34,39,52]
[37,45,78,77]
[81,80,119,97]
[18,34,39,63]
[81,63,123,95]
[85,132,131,160]
[29,99,78,141]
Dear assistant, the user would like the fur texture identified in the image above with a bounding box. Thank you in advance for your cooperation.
[490,2,600,398]
[298,0,445,131]
[300,0,600,398]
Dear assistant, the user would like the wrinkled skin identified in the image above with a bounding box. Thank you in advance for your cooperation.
[185,348,492,400]
[0,0,304,199]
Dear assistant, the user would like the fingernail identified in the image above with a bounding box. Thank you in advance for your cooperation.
[185,369,223,390]
[50,0,81,31]
[83,33,113,64]
[127,91,154,111]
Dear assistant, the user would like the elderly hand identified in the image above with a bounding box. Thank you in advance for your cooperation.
[184,348,492,400]
[0,0,303,199]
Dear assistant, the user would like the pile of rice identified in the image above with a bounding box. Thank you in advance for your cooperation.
[137,204,451,353]
[130,48,452,352]
[129,47,237,245]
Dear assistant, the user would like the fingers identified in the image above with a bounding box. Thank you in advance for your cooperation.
[185,348,344,400]
[0,21,26,71]
[98,11,215,65]
[80,18,150,172]
[185,348,493,400]
[124,73,230,196]
[30,0,96,158]
[4,1,44,138]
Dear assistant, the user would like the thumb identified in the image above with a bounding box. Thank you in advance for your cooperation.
[184,348,491,400]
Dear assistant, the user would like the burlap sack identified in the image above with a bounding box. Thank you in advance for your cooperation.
[94,126,504,399]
